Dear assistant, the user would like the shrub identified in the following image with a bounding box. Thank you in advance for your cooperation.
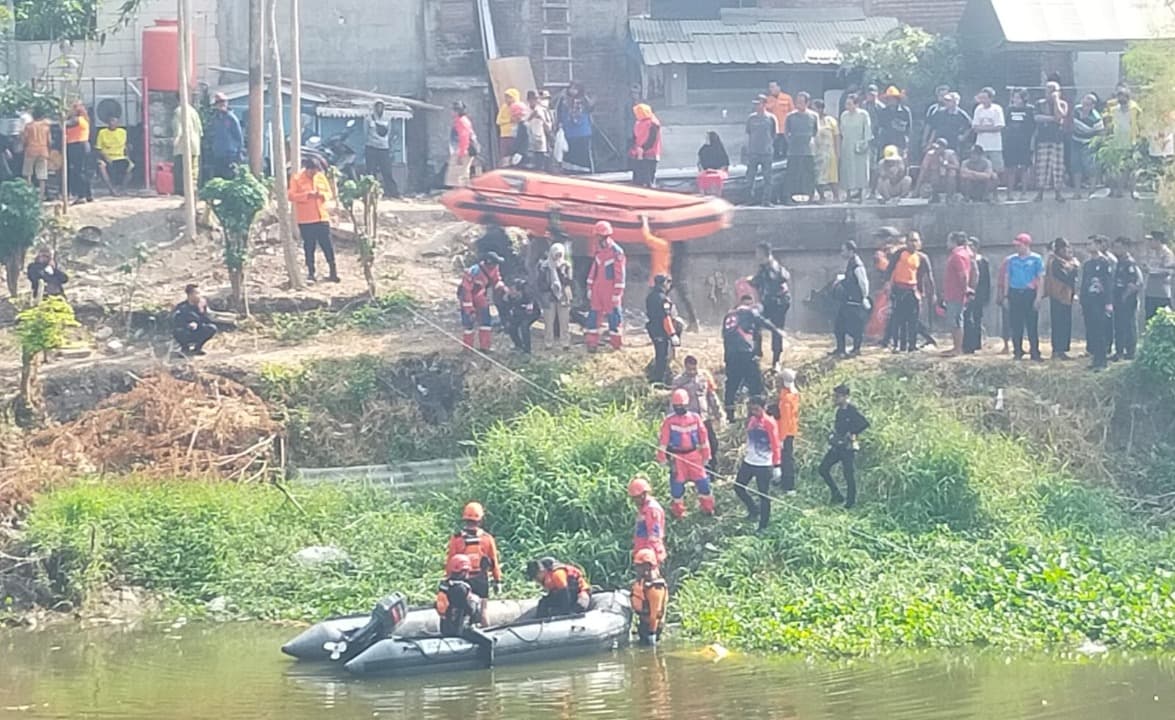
[1138,307,1175,386]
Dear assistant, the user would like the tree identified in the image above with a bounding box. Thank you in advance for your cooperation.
[15,295,78,427]
[339,175,383,298]
[1123,38,1175,225]
[247,0,265,175]
[839,25,960,108]
[200,167,268,313]
[0,179,44,298]
[267,0,303,291]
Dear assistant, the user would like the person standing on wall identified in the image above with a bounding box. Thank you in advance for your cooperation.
[833,240,870,358]
[1143,230,1175,320]
[765,80,793,160]
[971,87,1005,200]
[1002,90,1035,201]
[554,82,594,173]
[1033,82,1068,203]
[495,89,525,167]
[722,294,780,423]
[1044,237,1079,360]
[524,90,553,172]
[209,92,244,180]
[748,241,792,372]
[630,104,662,188]
[1080,234,1115,371]
[783,92,819,205]
[1111,236,1144,361]
[64,100,93,203]
[818,384,869,509]
[1001,233,1045,361]
[288,155,338,283]
[745,95,778,206]
[364,101,397,196]
[585,221,627,352]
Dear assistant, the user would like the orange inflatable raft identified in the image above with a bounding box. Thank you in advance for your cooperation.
[440,170,733,243]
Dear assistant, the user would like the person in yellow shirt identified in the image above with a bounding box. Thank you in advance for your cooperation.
[64,100,93,202]
[287,156,338,283]
[496,88,523,167]
[95,115,132,195]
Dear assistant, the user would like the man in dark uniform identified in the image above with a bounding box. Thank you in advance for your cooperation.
[817,384,870,509]
[748,242,793,373]
[722,294,781,423]
[645,274,679,385]
[834,241,870,357]
[1080,235,1115,371]
[1111,236,1144,361]
[172,284,217,356]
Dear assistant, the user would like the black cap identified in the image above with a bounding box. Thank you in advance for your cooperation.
[834,384,851,396]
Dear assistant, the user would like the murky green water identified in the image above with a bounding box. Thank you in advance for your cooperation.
[1,624,1172,719]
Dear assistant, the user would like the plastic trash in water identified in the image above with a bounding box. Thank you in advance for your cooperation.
[699,643,729,663]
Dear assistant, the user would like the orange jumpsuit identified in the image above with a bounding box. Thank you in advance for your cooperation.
[446,528,501,599]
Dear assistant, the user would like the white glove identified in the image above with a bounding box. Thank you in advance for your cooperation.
[772,467,782,482]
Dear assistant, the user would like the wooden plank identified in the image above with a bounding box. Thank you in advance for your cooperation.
[486,56,540,103]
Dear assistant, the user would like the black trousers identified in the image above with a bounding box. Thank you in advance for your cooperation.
[211,155,237,180]
[704,419,718,474]
[753,302,789,364]
[174,323,217,352]
[66,141,92,201]
[1008,288,1040,358]
[300,221,336,279]
[1049,298,1073,354]
[365,145,397,196]
[962,302,984,353]
[784,155,815,201]
[779,435,796,492]
[650,336,671,383]
[1082,300,1113,368]
[891,286,919,352]
[834,302,865,353]
[724,353,764,422]
[733,461,773,530]
[632,158,657,187]
[1145,297,1171,322]
[507,316,538,353]
[818,445,856,507]
[1113,295,1138,358]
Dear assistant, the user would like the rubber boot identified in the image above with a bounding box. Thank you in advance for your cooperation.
[699,495,715,516]
[670,499,686,519]
[478,328,493,351]
[327,263,340,283]
[610,331,623,350]
[585,331,600,352]
[462,331,475,349]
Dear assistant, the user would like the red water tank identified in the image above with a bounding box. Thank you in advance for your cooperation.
[155,162,175,195]
[142,19,195,92]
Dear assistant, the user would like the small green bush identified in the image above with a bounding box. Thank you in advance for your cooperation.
[1138,307,1175,386]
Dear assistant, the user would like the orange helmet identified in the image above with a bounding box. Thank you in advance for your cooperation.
[447,553,472,575]
[633,548,658,566]
[671,388,690,407]
[594,220,614,237]
[627,476,651,497]
[462,502,485,522]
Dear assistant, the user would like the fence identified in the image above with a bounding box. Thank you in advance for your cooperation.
[291,457,470,495]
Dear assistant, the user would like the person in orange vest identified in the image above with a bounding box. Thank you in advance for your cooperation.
[64,100,93,203]
[630,103,662,187]
[288,155,338,283]
[631,547,669,646]
[628,475,666,566]
[436,554,494,666]
[458,252,506,351]
[657,388,714,519]
[775,368,800,493]
[446,501,502,600]
[526,556,591,618]
[586,221,627,351]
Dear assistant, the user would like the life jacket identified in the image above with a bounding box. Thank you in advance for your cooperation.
[449,528,499,582]
[436,577,480,635]
[631,575,669,633]
[542,562,591,609]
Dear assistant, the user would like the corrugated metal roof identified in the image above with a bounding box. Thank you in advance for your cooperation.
[631,16,901,66]
[990,0,1175,44]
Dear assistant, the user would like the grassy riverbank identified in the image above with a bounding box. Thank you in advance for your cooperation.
[12,345,1175,654]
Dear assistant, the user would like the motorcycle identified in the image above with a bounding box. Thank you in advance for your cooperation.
[302,119,362,181]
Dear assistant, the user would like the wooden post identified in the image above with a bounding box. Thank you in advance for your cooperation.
[248,0,266,175]
[268,0,304,290]
[289,0,302,173]
[59,81,69,213]
[177,0,198,243]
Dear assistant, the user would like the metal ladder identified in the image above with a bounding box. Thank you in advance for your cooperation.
[540,0,572,89]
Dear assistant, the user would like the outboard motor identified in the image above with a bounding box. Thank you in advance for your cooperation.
[324,593,408,661]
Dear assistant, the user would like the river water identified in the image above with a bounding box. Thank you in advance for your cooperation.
[1,624,1172,719]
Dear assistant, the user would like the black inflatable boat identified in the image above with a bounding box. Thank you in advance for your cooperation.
[281,591,633,676]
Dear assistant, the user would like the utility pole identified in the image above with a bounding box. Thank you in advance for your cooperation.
[267,0,303,290]
[177,0,198,242]
[289,0,302,172]
[247,0,265,175]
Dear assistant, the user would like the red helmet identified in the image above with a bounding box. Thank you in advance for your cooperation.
[594,220,614,237]
[447,554,472,575]
[670,388,690,407]
[462,502,485,522]
[633,548,658,566]
[627,476,651,497]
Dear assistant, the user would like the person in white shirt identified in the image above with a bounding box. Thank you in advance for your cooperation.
[364,101,397,196]
[972,87,1006,198]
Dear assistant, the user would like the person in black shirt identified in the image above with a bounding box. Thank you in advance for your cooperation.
[875,86,913,157]
[1111,236,1144,361]
[818,384,869,509]
[834,241,870,357]
[925,92,971,152]
[1002,90,1036,200]
[503,278,542,354]
[1080,235,1115,370]
[172,283,217,356]
[747,242,792,372]
[27,247,69,299]
[645,274,679,384]
[722,295,781,423]
[963,237,991,354]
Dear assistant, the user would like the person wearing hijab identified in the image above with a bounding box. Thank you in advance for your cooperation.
[630,103,662,188]
[697,131,730,196]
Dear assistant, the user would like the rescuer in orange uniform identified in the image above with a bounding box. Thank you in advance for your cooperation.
[586,220,627,351]
[446,502,502,600]
[628,475,666,567]
[631,547,669,646]
[657,388,714,519]
[435,554,494,666]
[527,556,591,618]
[458,252,506,351]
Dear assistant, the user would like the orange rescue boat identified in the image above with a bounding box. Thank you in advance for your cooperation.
[440,170,733,243]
